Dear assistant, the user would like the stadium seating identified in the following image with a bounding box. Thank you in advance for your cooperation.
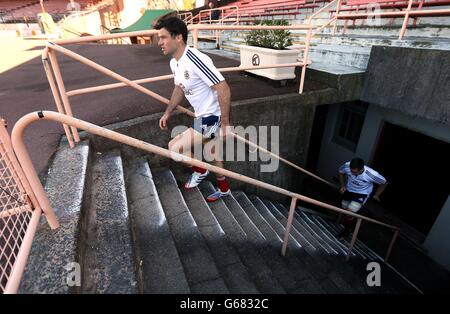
[0,0,107,22]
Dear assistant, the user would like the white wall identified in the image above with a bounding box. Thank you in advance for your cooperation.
[315,103,362,183]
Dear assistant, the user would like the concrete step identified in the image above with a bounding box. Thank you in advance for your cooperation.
[220,44,241,54]
[292,207,414,293]
[231,191,326,293]
[151,168,229,294]
[334,24,450,39]
[180,184,260,294]
[305,43,371,70]
[273,202,340,255]
[311,33,450,50]
[82,150,137,293]
[312,213,382,261]
[276,201,382,293]
[198,181,286,294]
[187,35,217,49]
[123,159,190,293]
[19,140,91,293]
[256,197,367,293]
[306,212,376,260]
[264,200,330,253]
[266,200,342,258]
[245,194,340,293]
[299,206,381,260]
[298,210,359,257]
[252,197,315,251]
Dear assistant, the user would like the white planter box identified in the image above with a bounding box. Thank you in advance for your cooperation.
[239,45,301,80]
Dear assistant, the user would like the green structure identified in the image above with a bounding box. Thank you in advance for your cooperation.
[110,9,175,33]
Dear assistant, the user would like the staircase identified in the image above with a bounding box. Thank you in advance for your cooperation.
[19,140,418,294]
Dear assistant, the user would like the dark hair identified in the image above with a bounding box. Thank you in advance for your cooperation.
[349,158,365,170]
[154,16,188,44]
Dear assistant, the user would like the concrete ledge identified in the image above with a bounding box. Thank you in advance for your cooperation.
[20,140,91,294]
[82,149,137,293]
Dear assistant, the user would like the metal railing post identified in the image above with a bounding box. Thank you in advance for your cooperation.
[346,218,362,262]
[299,26,312,94]
[193,28,199,49]
[333,0,342,35]
[385,229,399,263]
[281,197,297,256]
[399,0,413,39]
[3,208,42,294]
[42,48,75,148]
[47,48,80,144]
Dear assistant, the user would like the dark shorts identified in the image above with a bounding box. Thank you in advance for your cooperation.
[342,191,369,204]
[193,115,221,139]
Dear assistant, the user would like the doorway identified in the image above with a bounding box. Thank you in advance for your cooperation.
[371,122,450,235]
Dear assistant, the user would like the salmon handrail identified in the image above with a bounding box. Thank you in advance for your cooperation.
[11,111,400,262]
[3,209,42,294]
[307,0,339,24]
[65,63,308,97]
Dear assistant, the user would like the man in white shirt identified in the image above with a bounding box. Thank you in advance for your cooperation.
[337,158,388,240]
[155,17,232,202]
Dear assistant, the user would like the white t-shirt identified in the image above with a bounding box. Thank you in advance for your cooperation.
[339,162,387,195]
[170,46,225,118]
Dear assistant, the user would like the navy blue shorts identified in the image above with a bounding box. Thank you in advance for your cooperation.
[193,115,221,139]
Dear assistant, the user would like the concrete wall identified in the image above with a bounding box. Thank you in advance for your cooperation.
[362,46,450,126]
[425,196,450,272]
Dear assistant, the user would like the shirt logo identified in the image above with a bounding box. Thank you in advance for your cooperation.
[184,70,190,79]
[178,83,193,96]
